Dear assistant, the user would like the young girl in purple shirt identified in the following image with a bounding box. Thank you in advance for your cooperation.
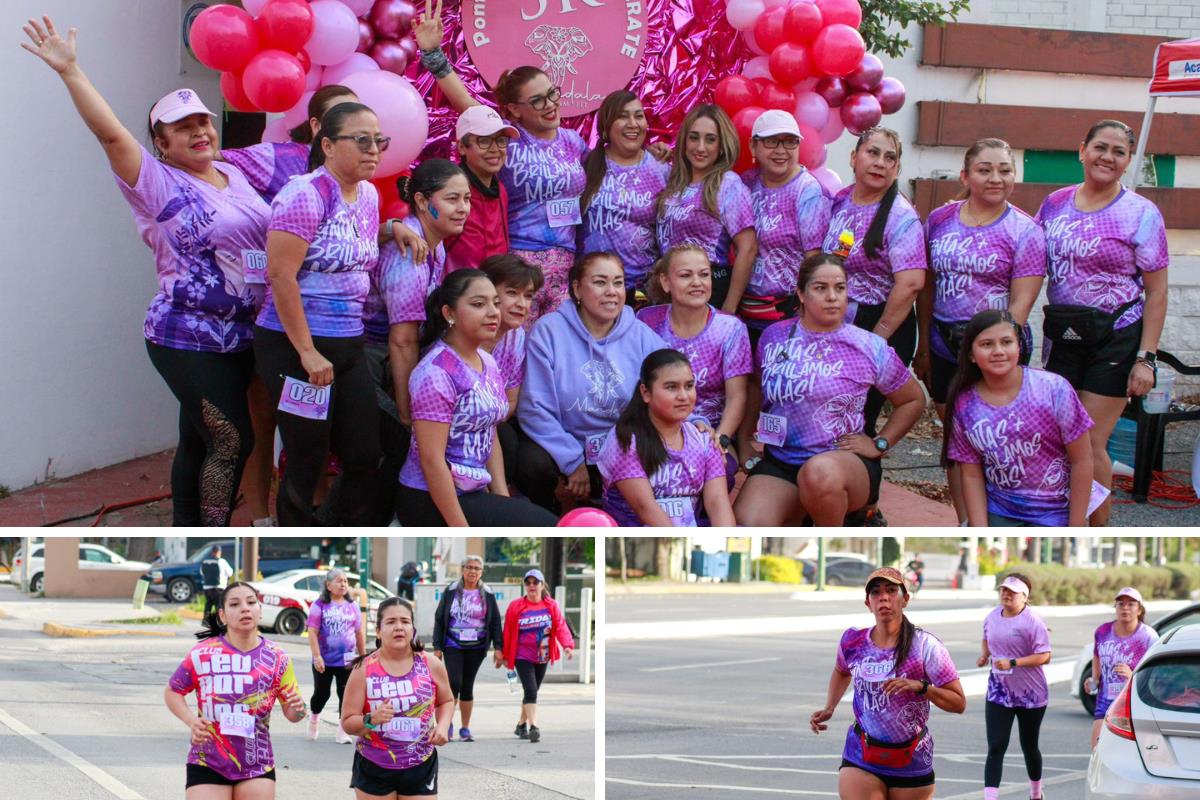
[1087,587,1158,747]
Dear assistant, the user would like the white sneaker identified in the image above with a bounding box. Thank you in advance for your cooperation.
[307,713,320,741]
[252,516,277,527]
[335,724,353,744]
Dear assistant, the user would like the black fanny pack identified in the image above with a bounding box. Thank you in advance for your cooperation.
[933,318,969,356]
[1042,298,1138,350]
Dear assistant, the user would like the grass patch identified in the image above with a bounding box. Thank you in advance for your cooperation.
[105,610,183,625]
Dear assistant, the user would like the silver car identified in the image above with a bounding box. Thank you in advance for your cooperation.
[1087,623,1200,797]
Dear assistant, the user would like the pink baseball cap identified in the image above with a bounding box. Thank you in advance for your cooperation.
[752,109,802,140]
[456,105,518,142]
[149,88,216,127]
[1115,587,1144,604]
[999,575,1030,596]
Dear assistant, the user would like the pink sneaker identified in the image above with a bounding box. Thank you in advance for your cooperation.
[307,713,320,741]
[335,723,353,744]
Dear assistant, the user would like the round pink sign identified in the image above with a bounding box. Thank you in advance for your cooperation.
[464,1,649,118]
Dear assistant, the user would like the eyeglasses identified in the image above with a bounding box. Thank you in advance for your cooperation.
[524,578,541,585]
[516,87,561,111]
[470,134,511,152]
[463,565,483,572]
[755,136,800,151]
[330,134,391,153]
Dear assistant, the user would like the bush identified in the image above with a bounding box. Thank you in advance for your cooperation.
[996,563,1189,605]
[1165,562,1200,599]
[754,555,802,584]
[978,551,1004,576]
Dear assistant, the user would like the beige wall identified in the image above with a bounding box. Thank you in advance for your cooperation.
[43,536,143,598]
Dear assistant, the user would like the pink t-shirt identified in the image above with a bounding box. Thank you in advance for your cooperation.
[743,168,831,296]
[983,605,1052,708]
[656,171,755,269]
[1093,621,1159,718]
[515,602,554,664]
[579,152,670,286]
[221,141,309,204]
[306,598,362,667]
[491,326,526,391]
[362,216,446,345]
[356,652,437,770]
[824,186,927,306]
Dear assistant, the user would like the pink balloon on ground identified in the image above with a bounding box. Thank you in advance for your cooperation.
[815,0,863,28]
[846,53,884,92]
[873,76,906,115]
[812,165,844,195]
[340,70,429,177]
[307,0,360,65]
[812,24,866,77]
[370,39,409,75]
[356,19,376,53]
[342,0,376,14]
[815,76,847,107]
[840,91,882,136]
[820,107,845,143]
[261,115,292,143]
[322,52,380,85]
[741,55,773,81]
[556,507,618,527]
[282,91,315,128]
[725,0,767,31]
[370,0,416,40]
[792,90,829,130]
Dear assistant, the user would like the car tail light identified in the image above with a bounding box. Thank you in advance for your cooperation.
[1105,681,1136,741]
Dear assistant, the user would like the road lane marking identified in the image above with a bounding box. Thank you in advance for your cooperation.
[605,777,838,796]
[936,768,1087,799]
[641,657,782,673]
[0,705,147,800]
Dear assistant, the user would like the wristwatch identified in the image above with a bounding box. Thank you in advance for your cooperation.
[1136,350,1157,365]
[873,436,890,454]
[718,434,733,450]
[917,678,930,695]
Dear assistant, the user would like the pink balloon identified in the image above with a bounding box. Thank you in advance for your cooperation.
[873,76,906,115]
[815,0,862,28]
[369,39,409,75]
[340,70,428,178]
[356,19,376,53]
[792,76,819,93]
[261,115,292,143]
[820,106,845,143]
[342,0,376,14]
[725,0,767,31]
[797,122,825,169]
[322,51,380,85]
[243,0,270,17]
[305,61,324,91]
[792,90,829,130]
[845,53,884,92]
[768,42,812,86]
[812,165,844,195]
[815,76,847,107]
[740,55,773,81]
[307,0,360,65]
[840,91,882,136]
[743,27,768,56]
[556,507,618,527]
[812,24,866,77]
[369,0,416,40]
[243,49,307,113]
[189,5,260,73]
[397,37,417,62]
[784,0,823,44]
[282,90,315,128]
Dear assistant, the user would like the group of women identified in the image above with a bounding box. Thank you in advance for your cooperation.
[811,568,1159,800]
[27,2,1169,528]
[164,556,574,798]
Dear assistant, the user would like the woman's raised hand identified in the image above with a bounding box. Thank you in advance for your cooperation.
[21,16,76,74]
[412,0,445,52]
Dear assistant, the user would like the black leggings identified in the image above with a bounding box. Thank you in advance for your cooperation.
[984,700,1046,787]
[253,327,380,527]
[443,647,488,702]
[514,426,602,512]
[851,302,917,438]
[146,342,255,526]
[515,659,548,705]
[395,485,559,526]
[310,664,350,715]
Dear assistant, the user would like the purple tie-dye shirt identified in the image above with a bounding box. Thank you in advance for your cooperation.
[1093,621,1159,718]
[356,652,437,770]
[636,305,753,426]
[306,598,362,668]
[823,186,927,305]
[362,217,446,344]
[926,202,1046,360]
[744,168,831,296]
[501,125,588,252]
[221,141,309,204]
[837,626,959,778]
[656,171,755,268]
[579,152,669,287]
[597,423,727,527]
[257,167,379,337]
[168,636,299,781]
[983,605,1052,708]
[399,342,509,494]
[947,367,1094,525]
[1037,186,1168,330]
[115,144,270,353]
[491,326,526,390]
[756,321,911,465]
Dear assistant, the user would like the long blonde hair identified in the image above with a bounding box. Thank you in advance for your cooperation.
[657,104,739,218]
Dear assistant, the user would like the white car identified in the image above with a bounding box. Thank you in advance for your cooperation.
[13,542,152,594]
[250,569,392,636]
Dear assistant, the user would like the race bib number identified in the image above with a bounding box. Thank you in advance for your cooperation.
[277,376,330,420]
[585,433,606,465]
[381,716,424,742]
[219,711,255,738]
[242,249,267,285]
[1087,480,1111,517]
[756,413,787,447]
[1106,681,1125,699]
[457,627,481,642]
[547,197,582,228]
[656,496,697,527]
[856,660,895,683]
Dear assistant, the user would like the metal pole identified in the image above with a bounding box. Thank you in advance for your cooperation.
[579,587,593,684]
[1127,96,1157,191]
[234,535,240,579]
[20,535,31,593]
[816,537,826,592]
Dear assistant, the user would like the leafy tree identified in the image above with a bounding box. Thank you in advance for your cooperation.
[860,0,972,59]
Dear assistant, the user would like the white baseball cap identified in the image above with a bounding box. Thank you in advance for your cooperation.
[752,109,802,140]
[999,575,1030,596]
[456,105,519,142]
[149,88,216,127]
[1115,586,1143,604]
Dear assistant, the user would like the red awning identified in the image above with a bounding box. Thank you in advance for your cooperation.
[1148,38,1200,96]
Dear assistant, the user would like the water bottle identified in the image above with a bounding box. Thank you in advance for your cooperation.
[506,669,519,694]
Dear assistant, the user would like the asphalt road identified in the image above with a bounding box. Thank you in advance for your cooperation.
[606,593,1114,799]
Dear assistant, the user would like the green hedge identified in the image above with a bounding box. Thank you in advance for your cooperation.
[753,555,802,584]
[996,563,1200,605]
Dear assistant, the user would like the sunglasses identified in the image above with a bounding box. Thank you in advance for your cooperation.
[330,133,391,153]
[524,578,541,585]
[517,86,561,111]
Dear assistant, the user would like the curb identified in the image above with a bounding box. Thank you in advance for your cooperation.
[180,609,203,620]
[42,621,178,638]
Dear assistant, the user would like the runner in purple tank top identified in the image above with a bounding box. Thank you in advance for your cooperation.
[811,568,965,799]
[343,597,454,798]
[1087,587,1159,748]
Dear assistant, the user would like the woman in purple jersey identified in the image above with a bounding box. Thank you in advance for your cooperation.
[811,567,965,799]
[915,138,1046,524]
[1036,120,1169,526]
[1087,587,1158,748]
[305,569,365,745]
[23,17,270,527]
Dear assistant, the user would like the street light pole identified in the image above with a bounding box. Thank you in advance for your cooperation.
[816,537,826,592]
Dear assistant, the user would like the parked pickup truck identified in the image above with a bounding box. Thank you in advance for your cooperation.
[148,539,319,603]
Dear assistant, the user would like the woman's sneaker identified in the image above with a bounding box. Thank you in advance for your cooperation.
[307,713,320,741]
[335,723,353,744]
[528,725,541,743]
[459,727,474,742]
[515,723,529,739]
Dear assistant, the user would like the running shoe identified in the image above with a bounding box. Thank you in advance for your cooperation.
[528,725,541,743]
[307,712,320,741]
[459,727,474,742]
[335,724,353,745]
[515,723,528,738]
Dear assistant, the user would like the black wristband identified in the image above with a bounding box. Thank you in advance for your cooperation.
[918,678,930,695]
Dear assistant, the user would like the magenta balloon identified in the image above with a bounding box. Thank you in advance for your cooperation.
[812,166,844,195]
[356,19,376,53]
[792,90,829,130]
[815,0,862,28]
[814,76,847,107]
[811,23,865,77]
[819,105,845,143]
[872,76,906,115]
[845,53,884,92]
[243,49,307,112]
[342,0,376,14]
[556,507,619,527]
[839,91,882,136]
[369,39,409,75]
[341,70,428,177]
[397,37,417,62]
[307,0,360,65]
[369,0,416,40]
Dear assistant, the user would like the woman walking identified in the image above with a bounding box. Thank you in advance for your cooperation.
[502,569,575,744]
[1087,587,1158,747]
[306,569,366,744]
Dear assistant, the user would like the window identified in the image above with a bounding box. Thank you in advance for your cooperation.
[82,547,112,563]
[297,576,325,592]
[1137,656,1200,713]
[1159,608,1200,637]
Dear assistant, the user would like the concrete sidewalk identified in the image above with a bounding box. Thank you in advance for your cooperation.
[0,585,174,636]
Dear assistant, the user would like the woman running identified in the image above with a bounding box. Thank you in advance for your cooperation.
[1036,120,1169,526]
[343,597,454,799]
[253,101,382,526]
[810,568,965,800]
[432,555,505,742]
[977,574,1052,800]
[579,90,670,300]
[502,569,576,744]
[1087,586,1158,747]
[306,568,366,744]
[734,253,925,526]
[824,127,927,441]
[916,138,1045,523]
[596,349,735,526]
[164,581,306,797]
[396,270,558,527]
[943,310,1096,527]
[656,104,757,313]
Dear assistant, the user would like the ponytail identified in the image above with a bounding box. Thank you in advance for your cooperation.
[862,180,898,259]
[195,581,257,641]
[893,614,917,676]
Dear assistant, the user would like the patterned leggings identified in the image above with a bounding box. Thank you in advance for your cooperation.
[512,247,573,329]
